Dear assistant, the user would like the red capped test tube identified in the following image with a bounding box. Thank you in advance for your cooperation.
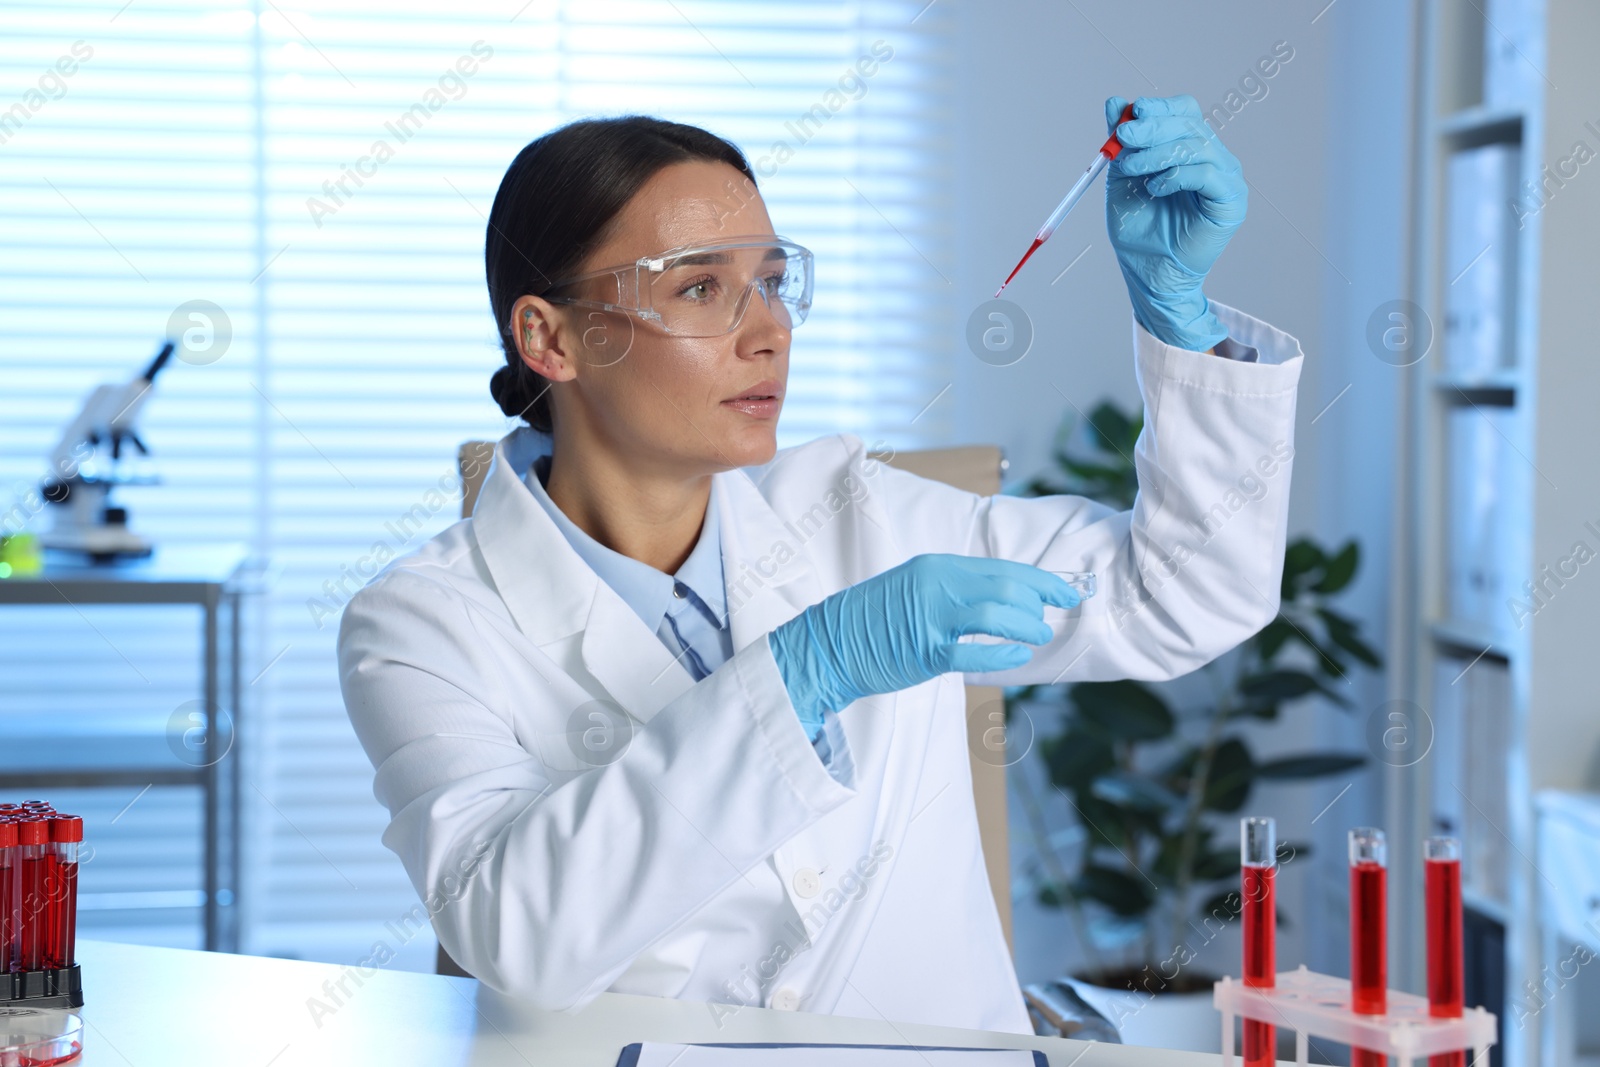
[16,816,50,972]
[1426,836,1465,1067]
[1349,827,1388,1067]
[1241,817,1277,1067]
[45,815,82,969]
[0,819,17,973]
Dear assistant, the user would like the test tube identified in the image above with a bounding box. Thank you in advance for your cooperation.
[1349,827,1388,1067]
[1425,836,1465,1067]
[1241,817,1277,1067]
[45,815,82,969]
[0,819,17,973]
[16,816,49,972]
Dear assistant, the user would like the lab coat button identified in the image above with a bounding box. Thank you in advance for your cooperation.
[792,867,821,898]
[771,987,801,1011]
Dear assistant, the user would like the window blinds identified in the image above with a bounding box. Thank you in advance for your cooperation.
[0,0,955,966]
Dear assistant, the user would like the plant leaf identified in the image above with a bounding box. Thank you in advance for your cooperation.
[1072,864,1156,917]
[1240,667,1352,710]
[1254,617,1295,662]
[1064,788,1133,851]
[1312,541,1359,594]
[1198,890,1243,925]
[1317,607,1382,669]
[1203,737,1255,812]
[1043,730,1114,791]
[1281,538,1324,600]
[1070,680,1175,741]
[1091,771,1181,814]
[1254,753,1367,779]
[1195,846,1242,881]
[1086,401,1136,456]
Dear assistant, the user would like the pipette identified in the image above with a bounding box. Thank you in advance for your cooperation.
[995,102,1136,297]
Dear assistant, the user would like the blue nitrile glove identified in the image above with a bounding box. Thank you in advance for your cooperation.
[1103,94,1247,353]
[767,554,1082,729]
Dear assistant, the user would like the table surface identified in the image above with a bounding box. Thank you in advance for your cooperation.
[0,542,250,593]
[58,940,1238,1067]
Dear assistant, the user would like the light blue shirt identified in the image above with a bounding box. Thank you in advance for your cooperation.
[523,455,848,779]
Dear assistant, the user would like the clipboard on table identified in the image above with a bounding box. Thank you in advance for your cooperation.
[616,1042,1050,1066]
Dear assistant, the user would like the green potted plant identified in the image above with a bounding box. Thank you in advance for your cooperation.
[1009,401,1381,1050]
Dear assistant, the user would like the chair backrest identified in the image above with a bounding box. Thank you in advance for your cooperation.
[438,441,1014,979]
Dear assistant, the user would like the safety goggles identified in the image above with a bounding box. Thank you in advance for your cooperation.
[536,235,814,338]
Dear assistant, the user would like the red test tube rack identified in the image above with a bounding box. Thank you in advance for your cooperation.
[1,800,85,1011]
[1214,826,1496,1067]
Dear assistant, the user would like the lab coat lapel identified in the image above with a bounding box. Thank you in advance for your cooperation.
[471,427,826,725]
[470,429,693,717]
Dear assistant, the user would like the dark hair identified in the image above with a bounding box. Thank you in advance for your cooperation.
[485,115,758,432]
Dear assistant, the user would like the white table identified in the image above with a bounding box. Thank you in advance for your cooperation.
[63,940,1235,1066]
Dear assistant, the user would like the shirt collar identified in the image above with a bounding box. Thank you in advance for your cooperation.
[522,449,727,632]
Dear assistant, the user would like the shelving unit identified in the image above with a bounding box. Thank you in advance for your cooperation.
[1396,5,1600,1067]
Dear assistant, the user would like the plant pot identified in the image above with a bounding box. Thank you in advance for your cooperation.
[1063,972,1221,1054]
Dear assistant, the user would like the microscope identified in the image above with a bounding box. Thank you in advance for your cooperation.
[39,341,175,559]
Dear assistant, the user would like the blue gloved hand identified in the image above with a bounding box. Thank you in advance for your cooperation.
[1103,94,1247,353]
[767,554,1082,731]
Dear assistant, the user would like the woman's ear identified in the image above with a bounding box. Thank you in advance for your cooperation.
[511,294,578,384]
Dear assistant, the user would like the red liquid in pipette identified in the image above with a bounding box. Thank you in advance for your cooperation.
[1427,856,1465,1067]
[1242,863,1276,1067]
[997,238,1044,295]
[1351,860,1387,1067]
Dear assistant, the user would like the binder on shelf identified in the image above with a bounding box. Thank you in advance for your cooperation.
[1430,655,1465,841]
[1443,143,1519,380]
[1463,659,1512,907]
[1483,0,1548,110]
[1446,404,1516,630]
[1430,652,1513,911]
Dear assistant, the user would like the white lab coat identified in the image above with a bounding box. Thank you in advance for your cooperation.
[337,300,1304,1035]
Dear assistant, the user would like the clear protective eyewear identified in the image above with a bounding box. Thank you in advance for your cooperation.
[537,235,814,338]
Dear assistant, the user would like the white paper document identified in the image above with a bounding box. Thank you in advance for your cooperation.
[621,1043,1046,1066]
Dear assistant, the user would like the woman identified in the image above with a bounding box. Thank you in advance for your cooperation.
[338,98,1305,1035]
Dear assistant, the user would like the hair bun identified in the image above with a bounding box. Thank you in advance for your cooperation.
[489,363,520,417]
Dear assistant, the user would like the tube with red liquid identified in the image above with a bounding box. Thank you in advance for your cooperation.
[1349,827,1388,1067]
[1426,836,1465,1067]
[1241,817,1277,1067]
[994,103,1138,295]
[45,815,81,969]
[16,816,50,972]
[0,819,17,974]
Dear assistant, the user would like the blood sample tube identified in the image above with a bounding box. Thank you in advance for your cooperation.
[1349,827,1388,1067]
[45,815,82,969]
[1241,817,1277,1067]
[16,816,49,972]
[0,819,16,973]
[1425,836,1465,1067]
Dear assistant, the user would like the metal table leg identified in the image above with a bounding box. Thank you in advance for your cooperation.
[203,591,220,951]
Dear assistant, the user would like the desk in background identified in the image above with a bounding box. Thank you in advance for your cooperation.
[0,543,254,951]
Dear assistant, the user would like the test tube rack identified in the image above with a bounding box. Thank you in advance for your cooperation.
[1213,966,1496,1067]
[3,964,83,1010]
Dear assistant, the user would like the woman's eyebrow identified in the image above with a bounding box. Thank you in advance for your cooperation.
[671,246,789,267]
